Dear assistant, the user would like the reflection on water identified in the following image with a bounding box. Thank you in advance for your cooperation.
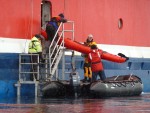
[0,93,150,113]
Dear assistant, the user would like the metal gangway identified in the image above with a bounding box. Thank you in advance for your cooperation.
[15,21,75,97]
[47,21,75,81]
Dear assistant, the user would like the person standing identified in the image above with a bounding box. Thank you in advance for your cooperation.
[82,34,97,82]
[45,13,68,58]
[88,44,106,82]
[46,13,67,42]
[28,34,44,81]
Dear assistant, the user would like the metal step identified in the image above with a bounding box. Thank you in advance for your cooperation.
[65,63,71,65]
[50,49,63,77]
[65,72,72,74]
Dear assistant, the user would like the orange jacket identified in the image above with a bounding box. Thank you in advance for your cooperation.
[88,49,103,72]
[83,41,97,63]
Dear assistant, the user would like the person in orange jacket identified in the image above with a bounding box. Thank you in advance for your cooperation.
[88,44,129,82]
[88,44,106,82]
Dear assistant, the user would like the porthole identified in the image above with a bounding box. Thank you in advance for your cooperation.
[118,18,123,29]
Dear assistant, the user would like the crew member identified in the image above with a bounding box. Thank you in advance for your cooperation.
[45,13,68,57]
[46,13,67,42]
[28,34,44,81]
[88,44,106,82]
[82,34,97,82]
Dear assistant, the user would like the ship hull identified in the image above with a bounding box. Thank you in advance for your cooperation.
[0,0,150,98]
[0,53,149,97]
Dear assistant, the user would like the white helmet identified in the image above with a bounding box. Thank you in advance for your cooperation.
[87,34,93,42]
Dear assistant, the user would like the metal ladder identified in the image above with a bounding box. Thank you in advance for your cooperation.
[15,54,40,96]
[15,21,75,97]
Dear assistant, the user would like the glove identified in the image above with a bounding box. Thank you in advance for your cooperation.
[118,53,126,57]
[125,57,129,61]
[118,53,129,61]
[62,19,67,23]
[83,42,88,46]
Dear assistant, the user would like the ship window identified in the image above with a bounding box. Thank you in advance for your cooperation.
[118,18,123,29]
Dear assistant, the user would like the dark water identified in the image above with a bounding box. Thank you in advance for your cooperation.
[0,93,150,113]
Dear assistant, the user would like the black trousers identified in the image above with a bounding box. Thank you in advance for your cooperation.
[46,24,56,42]
[30,54,38,81]
[92,70,106,82]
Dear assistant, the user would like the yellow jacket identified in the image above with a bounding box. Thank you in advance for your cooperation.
[87,41,97,47]
[28,36,42,53]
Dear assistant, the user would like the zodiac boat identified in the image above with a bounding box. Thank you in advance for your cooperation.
[90,75,143,97]
[42,75,143,98]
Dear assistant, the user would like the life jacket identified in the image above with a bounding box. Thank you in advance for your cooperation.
[88,49,103,72]
[83,41,97,63]
[47,16,61,30]
[28,37,42,53]
[48,21,58,30]
[87,41,97,47]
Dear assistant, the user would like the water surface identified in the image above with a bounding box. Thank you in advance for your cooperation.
[0,93,150,113]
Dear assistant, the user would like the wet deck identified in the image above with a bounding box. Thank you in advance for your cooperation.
[0,93,150,113]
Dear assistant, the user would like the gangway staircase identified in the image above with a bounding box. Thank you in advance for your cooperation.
[15,21,75,97]
[43,21,75,81]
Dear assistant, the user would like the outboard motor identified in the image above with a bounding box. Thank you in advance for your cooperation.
[70,71,80,98]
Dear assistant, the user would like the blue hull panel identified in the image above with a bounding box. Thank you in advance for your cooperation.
[0,53,150,97]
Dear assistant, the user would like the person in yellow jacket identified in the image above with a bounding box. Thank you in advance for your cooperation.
[82,34,97,82]
[28,34,44,81]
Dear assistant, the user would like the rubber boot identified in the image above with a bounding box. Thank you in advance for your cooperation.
[88,78,92,82]
[83,77,87,82]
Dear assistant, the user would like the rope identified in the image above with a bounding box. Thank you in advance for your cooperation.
[109,80,140,88]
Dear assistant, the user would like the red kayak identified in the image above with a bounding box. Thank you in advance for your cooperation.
[60,38,91,54]
[59,38,126,63]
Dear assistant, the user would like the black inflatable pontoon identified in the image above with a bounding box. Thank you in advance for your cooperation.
[90,75,143,97]
[42,75,143,98]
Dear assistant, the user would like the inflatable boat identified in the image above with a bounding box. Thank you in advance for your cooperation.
[90,75,143,97]
[41,75,143,98]
[41,81,66,98]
